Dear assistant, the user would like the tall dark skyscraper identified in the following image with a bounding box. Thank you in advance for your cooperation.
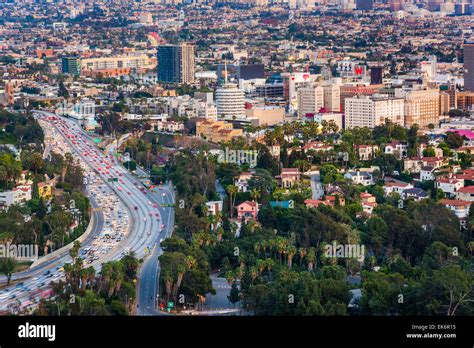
[356,0,374,11]
[61,57,80,76]
[464,44,474,92]
[370,67,383,85]
[157,43,195,84]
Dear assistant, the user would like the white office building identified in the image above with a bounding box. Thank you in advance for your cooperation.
[297,84,324,118]
[345,95,405,129]
[216,83,245,119]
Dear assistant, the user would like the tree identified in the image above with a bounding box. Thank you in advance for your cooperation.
[0,257,16,285]
[228,283,241,308]
[445,132,464,149]
[226,185,238,218]
[320,164,341,185]
[431,265,473,316]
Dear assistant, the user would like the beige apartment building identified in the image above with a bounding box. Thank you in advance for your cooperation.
[345,95,405,129]
[297,84,324,118]
[81,54,154,72]
[323,84,341,112]
[196,120,243,143]
[395,87,440,128]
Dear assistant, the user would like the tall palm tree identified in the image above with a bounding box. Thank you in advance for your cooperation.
[250,189,260,202]
[286,245,297,269]
[298,247,307,266]
[249,266,258,285]
[226,185,238,218]
[307,247,316,271]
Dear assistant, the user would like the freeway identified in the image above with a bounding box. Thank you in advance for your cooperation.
[104,138,175,315]
[0,111,163,314]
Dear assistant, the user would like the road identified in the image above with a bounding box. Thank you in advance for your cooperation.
[0,111,164,314]
[105,135,175,316]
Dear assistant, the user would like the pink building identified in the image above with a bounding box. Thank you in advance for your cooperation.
[236,201,259,222]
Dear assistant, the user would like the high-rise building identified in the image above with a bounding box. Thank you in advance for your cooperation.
[297,85,324,118]
[61,57,81,76]
[370,67,383,85]
[395,87,440,128]
[216,83,246,119]
[356,0,373,10]
[464,43,474,92]
[323,84,341,112]
[345,95,405,129]
[157,43,195,84]
[217,64,265,82]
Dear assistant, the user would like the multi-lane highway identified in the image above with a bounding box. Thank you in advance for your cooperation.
[105,136,175,315]
[0,111,173,315]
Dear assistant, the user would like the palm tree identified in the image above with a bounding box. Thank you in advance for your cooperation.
[298,247,307,266]
[254,241,262,257]
[264,258,275,280]
[256,259,266,275]
[226,185,238,218]
[249,266,258,285]
[286,245,297,269]
[307,247,316,271]
[225,270,235,284]
[250,188,260,202]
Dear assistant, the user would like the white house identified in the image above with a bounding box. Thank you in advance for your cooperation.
[344,171,374,186]
[383,182,413,196]
[435,178,464,198]
[384,141,408,159]
[0,185,32,208]
[420,166,436,181]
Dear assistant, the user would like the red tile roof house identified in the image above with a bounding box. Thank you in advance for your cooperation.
[303,141,333,153]
[304,199,331,209]
[359,192,378,216]
[276,168,301,188]
[384,141,408,159]
[439,199,471,221]
[236,201,259,222]
[353,144,379,161]
[455,186,474,202]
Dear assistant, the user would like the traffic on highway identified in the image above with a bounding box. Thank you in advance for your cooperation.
[0,112,172,315]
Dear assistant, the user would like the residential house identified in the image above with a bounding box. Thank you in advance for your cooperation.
[435,178,464,198]
[455,186,474,202]
[403,188,429,201]
[0,185,32,208]
[276,168,301,188]
[353,145,379,161]
[204,200,223,231]
[344,171,374,186]
[235,172,254,192]
[360,192,377,215]
[325,194,346,207]
[204,201,223,216]
[303,141,333,153]
[38,181,53,199]
[384,182,413,196]
[439,199,471,228]
[422,157,446,168]
[384,141,408,159]
[236,201,259,222]
[304,199,331,209]
[404,157,424,174]
[420,166,436,181]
